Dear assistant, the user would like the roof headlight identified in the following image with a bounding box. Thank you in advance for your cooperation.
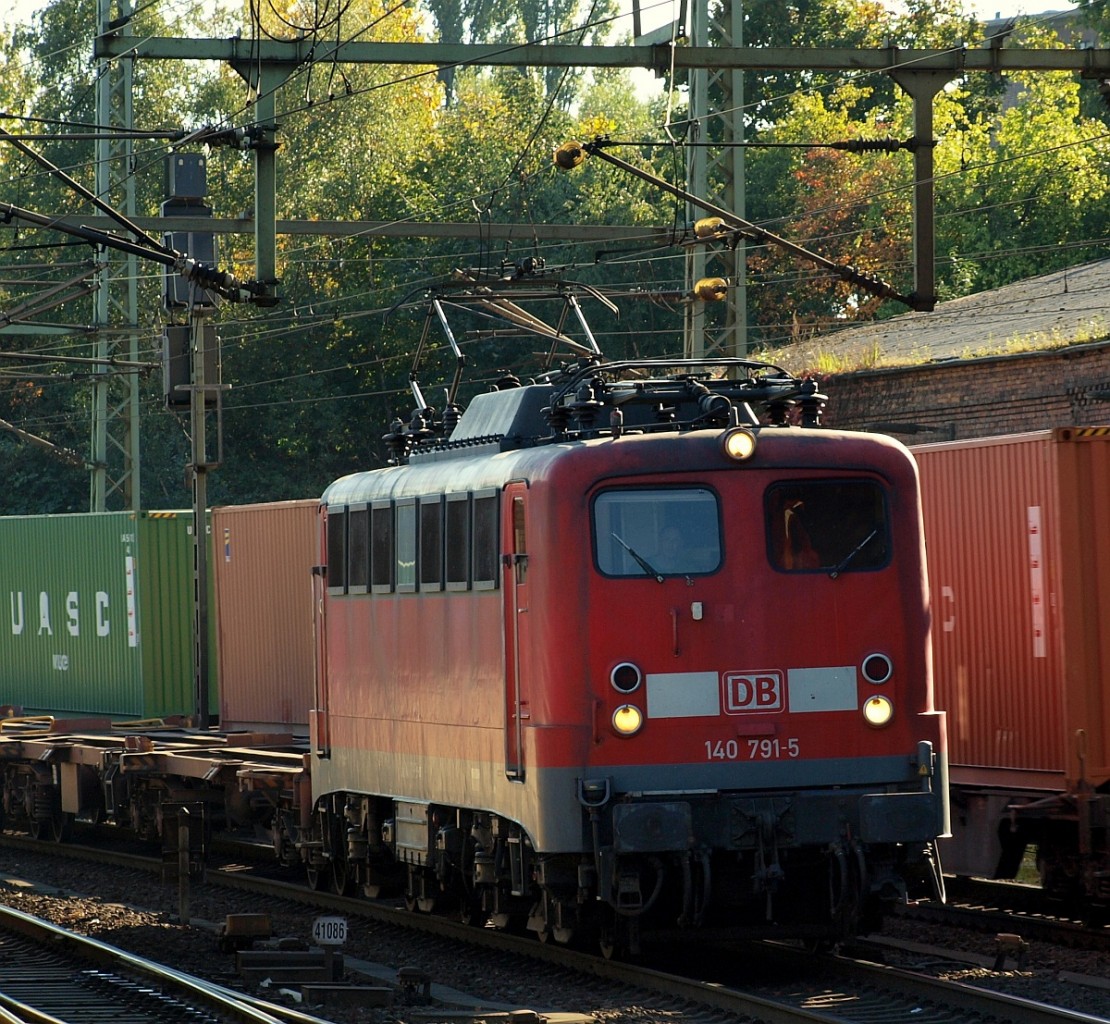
[862,695,894,728]
[612,704,644,737]
[722,427,757,462]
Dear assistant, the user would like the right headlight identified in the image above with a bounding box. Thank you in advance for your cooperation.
[862,695,894,728]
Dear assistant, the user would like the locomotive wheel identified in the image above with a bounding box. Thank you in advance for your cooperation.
[404,895,438,913]
[488,911,528,933]
[597,908,618,959]
[1083,902,1109,928]
[403,893,436,913]
[596,907,639,960]
[536,924,574,945]
[331,857,354,896]
[305,863,326,890]
[530,896,574,946]
[51,812,72,843]
[456,894,483,926]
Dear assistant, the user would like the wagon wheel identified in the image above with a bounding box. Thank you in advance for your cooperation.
[50,812,72,843]
[29,811,70,844]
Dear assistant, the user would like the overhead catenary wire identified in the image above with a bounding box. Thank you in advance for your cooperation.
[0,1,1105,403]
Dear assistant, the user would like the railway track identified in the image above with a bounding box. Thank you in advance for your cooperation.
[1,831,1107,1024]
[0,900,330,1024]
[894,877,1110,953]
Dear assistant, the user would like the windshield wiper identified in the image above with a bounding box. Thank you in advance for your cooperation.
[828,529,879,579]
[612,532,665,583]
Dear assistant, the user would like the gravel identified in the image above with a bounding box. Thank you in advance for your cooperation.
[0,847,1106,1024]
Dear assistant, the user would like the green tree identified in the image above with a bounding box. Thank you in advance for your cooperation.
[424,0,618,105]
[935,24,1110,293]
[745,82,915,347]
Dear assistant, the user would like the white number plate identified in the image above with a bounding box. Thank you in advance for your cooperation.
[312,915,347,946]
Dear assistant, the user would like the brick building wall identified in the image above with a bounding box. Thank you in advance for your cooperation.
[817,339,1110,442]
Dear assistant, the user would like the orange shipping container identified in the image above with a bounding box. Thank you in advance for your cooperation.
[212,500,320,732]
[913,428,1110,794]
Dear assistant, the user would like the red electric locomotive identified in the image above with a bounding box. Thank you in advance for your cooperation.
[296,357,949,954]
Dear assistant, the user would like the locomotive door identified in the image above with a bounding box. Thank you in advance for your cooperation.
[310,510,331,758]
[502,483,530,780]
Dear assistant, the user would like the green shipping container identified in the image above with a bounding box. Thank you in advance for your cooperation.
[0,510,217,722]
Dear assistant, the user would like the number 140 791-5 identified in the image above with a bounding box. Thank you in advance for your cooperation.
[705,738,800,760]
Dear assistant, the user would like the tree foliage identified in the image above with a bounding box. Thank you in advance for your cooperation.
[0,0,1106,513]
[424,0,618,104]
[934,26,1110,293]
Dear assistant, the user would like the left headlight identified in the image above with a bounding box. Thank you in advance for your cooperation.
[612,704,644,736]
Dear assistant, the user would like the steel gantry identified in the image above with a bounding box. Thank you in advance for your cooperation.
[91,0,141,510]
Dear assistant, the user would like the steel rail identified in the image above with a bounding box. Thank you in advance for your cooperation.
[0,902,315,1024]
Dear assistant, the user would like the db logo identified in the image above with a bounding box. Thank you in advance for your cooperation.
[723,671,784,714]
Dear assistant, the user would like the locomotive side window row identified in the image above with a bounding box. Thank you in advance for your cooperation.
[593,487,723,577]
[326,490,499,595]
[766,480,889,573]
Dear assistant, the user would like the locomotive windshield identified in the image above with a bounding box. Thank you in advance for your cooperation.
[766,480,889,574]
[593,488,722,577]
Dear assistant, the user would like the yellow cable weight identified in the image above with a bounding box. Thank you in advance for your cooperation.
[693,277,728,301]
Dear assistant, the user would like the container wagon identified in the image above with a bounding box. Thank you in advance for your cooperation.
[912,428,1110,912]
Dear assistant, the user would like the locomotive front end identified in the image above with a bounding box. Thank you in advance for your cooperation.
[532,383,949,950]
